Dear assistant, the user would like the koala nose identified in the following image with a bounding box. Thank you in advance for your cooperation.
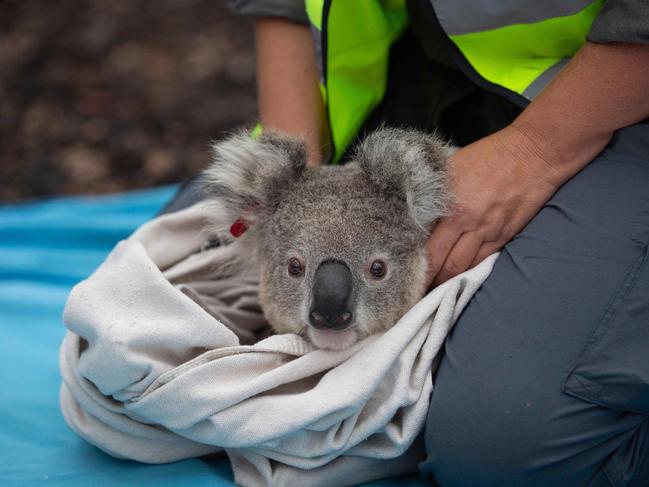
[309,260,353,331]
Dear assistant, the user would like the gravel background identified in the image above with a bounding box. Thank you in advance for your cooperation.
[0,0,257,202]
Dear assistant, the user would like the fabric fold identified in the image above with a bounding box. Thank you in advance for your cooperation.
[59,201,497,486]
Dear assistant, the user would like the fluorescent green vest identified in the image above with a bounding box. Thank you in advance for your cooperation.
[305,0,603,162]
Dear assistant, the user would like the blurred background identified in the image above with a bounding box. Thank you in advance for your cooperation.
[0,0,257,202]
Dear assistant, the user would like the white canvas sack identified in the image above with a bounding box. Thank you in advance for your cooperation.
[59,201,497,487]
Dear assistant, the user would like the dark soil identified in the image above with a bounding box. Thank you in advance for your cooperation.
[0,0,257,201]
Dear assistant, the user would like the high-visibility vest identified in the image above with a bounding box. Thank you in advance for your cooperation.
[306,0,603,162]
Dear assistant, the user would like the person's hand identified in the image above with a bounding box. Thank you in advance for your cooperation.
[424,41,649,286]
[426,124,568,286]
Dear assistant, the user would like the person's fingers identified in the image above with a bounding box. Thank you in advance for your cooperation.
[425,218,463,285]
[470,240,506,268]
[433,231,484,286]
[469,209,537,267]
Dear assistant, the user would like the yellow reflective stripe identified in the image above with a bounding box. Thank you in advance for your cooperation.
[250,123,263,139]
[326,0,407,162]
[448,0,603,96]
[306,0,324,31]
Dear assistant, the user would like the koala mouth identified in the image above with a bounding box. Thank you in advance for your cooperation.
[306,326,358,351]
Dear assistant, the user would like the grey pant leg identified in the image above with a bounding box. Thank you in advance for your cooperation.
[420,121,649,487]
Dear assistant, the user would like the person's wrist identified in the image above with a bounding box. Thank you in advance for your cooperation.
[503,117,610,189]
[486,122,565,191]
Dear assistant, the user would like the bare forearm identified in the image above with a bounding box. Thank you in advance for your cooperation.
[427,41,649,284]
[511,42,649,187]
[255,18,325,165]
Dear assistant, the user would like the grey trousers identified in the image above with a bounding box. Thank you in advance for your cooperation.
[419,120,649,486]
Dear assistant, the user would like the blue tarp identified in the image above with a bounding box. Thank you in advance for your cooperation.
[0,187,430,487]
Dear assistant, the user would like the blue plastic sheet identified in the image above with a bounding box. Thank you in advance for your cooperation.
[0,187,430,487]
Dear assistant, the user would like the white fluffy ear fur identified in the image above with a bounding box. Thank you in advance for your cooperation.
[202,130,307,236]
[354,127,453,233]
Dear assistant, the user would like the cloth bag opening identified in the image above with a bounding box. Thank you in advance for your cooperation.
[59,201,497,487]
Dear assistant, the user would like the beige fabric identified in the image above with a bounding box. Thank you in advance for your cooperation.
[59,202,497,487]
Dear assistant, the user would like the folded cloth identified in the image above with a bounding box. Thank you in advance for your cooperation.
[59,202,497,487]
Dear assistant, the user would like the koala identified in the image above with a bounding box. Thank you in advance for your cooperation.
[203,127,452,351]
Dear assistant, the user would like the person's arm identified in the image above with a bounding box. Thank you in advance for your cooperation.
[255,18,326,166]
[426,41,649,285]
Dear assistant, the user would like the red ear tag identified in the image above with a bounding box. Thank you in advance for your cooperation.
[230,217,248,238]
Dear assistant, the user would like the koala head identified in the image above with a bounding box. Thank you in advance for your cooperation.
[203,128,451,350]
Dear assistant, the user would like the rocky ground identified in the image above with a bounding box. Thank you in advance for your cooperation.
[0,0,257,201]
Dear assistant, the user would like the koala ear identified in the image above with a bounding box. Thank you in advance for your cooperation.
[202,129,307,237]
[355,127,453,233]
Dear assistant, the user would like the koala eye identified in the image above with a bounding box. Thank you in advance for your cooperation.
[287,257,305,277]
[369,259,387,279]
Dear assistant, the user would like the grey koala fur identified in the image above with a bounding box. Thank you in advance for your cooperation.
[203,127,452,351]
